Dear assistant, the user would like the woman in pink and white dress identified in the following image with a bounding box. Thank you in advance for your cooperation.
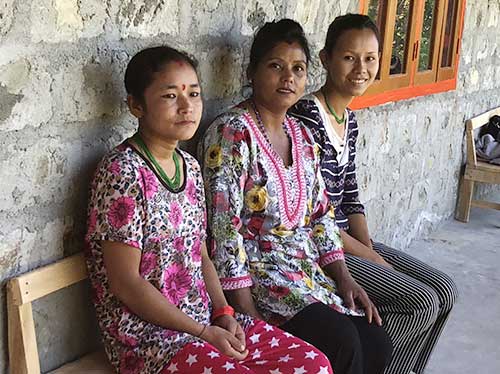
[85,46,331,374]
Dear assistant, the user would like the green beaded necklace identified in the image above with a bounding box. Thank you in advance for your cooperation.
[321,88,345,125]
[132,133,181,190]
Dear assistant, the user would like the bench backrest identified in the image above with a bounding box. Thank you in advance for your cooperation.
[465,107,500,167]
[7,253,88,374]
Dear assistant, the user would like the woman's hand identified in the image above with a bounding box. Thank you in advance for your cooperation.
[336,271,383,326]
[200,325,249,360]
[212,314,246,349]
[371,254,394,270]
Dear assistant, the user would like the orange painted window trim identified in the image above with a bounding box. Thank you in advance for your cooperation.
[352,0,466,109]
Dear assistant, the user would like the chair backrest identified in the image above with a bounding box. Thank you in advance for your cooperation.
[7,253,88,374]
[465,107,500,167]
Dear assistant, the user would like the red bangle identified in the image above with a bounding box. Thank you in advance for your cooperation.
[211,305,235,322]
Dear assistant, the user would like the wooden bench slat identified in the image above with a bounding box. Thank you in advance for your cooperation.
[468,107,500,130]
[7,297,41,374]
[471,200,500,210]
[8,253,88,306]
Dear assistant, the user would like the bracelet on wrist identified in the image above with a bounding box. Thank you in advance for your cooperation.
[196,324,207,338]
[211,305,235,322]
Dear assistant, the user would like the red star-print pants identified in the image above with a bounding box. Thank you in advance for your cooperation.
[161,320,332,374]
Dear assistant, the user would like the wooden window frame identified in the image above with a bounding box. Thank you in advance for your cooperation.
[351,0,466,110]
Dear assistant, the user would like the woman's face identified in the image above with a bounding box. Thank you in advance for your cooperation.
[250,41,307,111]
[129,61,203,142]
[322,28,379,98]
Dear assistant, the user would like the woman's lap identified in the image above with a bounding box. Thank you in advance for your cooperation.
[280,302,392,374]
[164,319,332,373]
[371,242,458,308]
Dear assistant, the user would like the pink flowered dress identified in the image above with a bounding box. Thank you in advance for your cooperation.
[85,142,243,374]
[201,106,364,326]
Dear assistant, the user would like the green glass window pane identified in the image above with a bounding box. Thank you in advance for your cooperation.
[418,0,437,71]
[390,0,412,75]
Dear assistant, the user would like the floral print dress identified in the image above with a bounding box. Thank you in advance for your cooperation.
[85,142,235,374]
[201,106,364,326]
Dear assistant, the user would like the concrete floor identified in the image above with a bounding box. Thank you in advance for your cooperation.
[404,204,500,374]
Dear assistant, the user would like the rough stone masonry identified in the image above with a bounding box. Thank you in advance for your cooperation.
[0,0,499,372]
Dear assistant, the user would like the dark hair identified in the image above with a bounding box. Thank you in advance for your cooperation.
[248,19,311,76]
[324,14,381,55]
[124,46,198,102]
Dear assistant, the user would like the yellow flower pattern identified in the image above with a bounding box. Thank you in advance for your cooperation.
[205,144,223,169]
[245,186,269,212]
[312,224,325,237]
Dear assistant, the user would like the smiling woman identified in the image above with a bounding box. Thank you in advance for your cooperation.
[290,14,457,374]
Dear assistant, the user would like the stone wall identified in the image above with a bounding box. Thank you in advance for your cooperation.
[0,0,499,372]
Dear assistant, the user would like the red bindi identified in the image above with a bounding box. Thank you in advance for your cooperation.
[182,84,186,91]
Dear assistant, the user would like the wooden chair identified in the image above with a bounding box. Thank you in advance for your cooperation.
[455,107,500,222]
[7,253,114,374]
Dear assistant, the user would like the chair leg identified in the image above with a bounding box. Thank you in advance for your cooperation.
[456,176,474,222]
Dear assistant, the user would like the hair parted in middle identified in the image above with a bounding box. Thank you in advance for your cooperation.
[324,13,381,55]
[247,18,311,77]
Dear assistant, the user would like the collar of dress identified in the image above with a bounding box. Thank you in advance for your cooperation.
[243,112,307,229]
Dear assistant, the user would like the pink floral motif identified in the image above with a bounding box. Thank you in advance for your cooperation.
[139,252,157,277]
[185,179,197,205]
[139,167,159,199]
[173,237,185,252]
[126,240,140,249]
[162,263,192,305]
[119,350,144,374]
[196,279,209,307]
[283,271,304,281]
[231,216,242,230]
[169,201,183,229]
[213,192,229,212]
[269,285,291,298]
[87,209,97,235]
[107,197,135,229]
[92,282,104,303]
[192,238,202,262]
[108,161,121,175]
[160,329,176,340]
[118,332,138,347]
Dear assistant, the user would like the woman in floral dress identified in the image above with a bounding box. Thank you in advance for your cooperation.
[201,20,392,374]
[85,46,332,374]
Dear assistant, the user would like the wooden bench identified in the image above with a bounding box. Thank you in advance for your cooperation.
[7,253,114,374]
[455,106,500,222]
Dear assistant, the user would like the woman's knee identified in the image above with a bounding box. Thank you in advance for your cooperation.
[370,327,393,372]
[352,319,393,374]
[432,271,459,312]
[413,286,441,328]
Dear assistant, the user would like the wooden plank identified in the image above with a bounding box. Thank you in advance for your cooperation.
[455,176,474,222]
[469,107,500,130]
[7,286,41,374]
[9,253,88,306]
[476,161,500,173]
[465,168,500,184]
[471,200,500,210]
[465,119,477,166]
